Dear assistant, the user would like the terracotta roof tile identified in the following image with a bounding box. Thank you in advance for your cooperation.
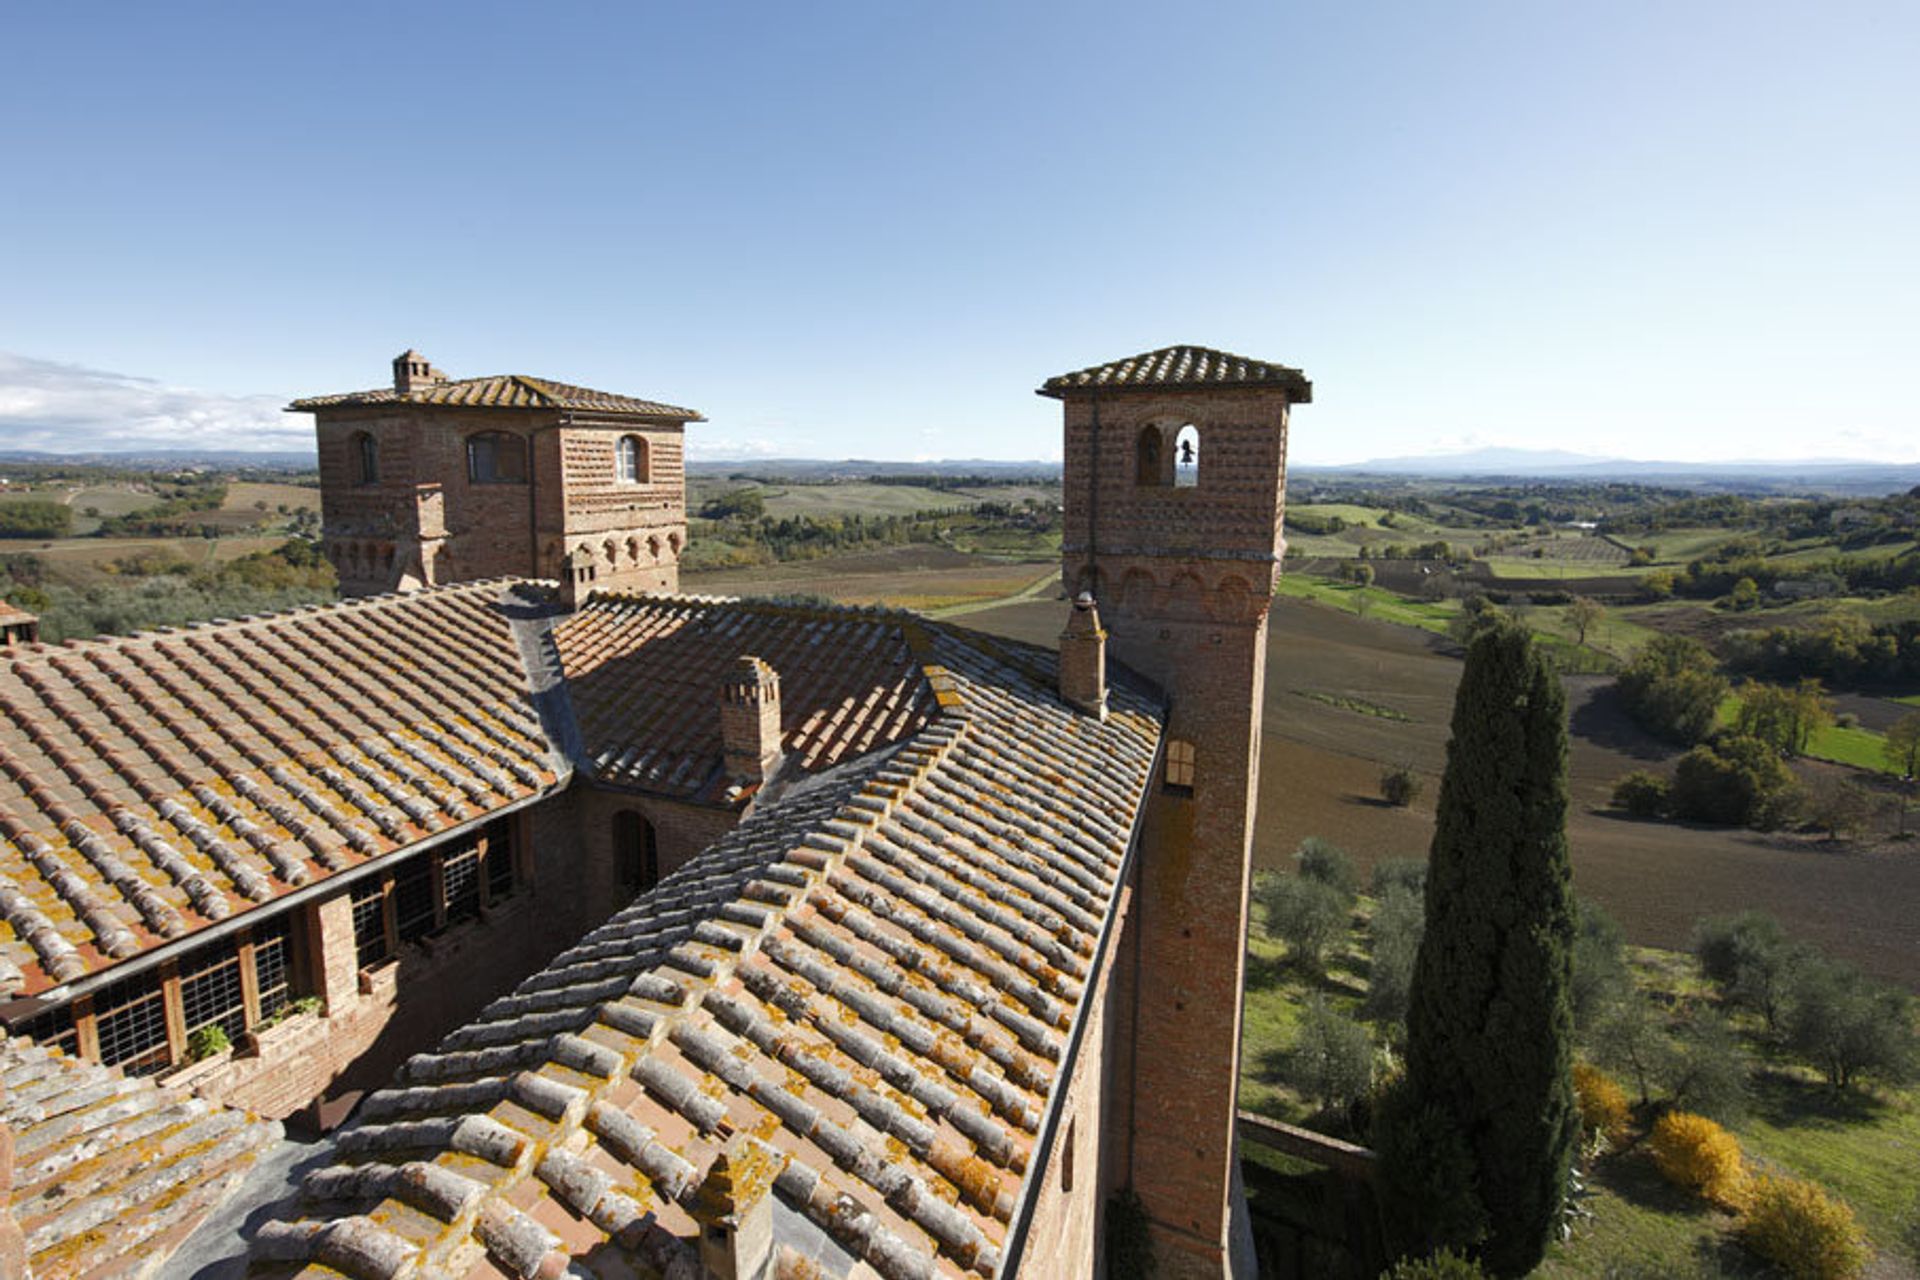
[1,1034,282,1278]
[290,375,704,420]
[251,610,1164,1279]
[0,583,560,995]
[1038,343,1312,401]
[555,596,940,804]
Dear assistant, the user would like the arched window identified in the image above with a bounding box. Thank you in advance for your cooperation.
[1136,426,1165,486]
[351,431,379,485]
[613,810,659,893]
[466,432,528,484]
[616,435,649,484]
[1165,739,1196,793]
[1174,425,1200,488]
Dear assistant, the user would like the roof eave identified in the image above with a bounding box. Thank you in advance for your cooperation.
[1036,375,1312,404]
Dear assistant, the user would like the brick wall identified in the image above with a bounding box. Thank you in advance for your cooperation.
[1055,384,1294,1279]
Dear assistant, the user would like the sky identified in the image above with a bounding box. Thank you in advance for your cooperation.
[1,2,1915,465]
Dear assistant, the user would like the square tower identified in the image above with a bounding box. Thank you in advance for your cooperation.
[1040,344,1310,1279]
[293,352,703,598]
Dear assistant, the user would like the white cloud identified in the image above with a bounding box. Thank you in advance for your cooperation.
[685,436,786,461]
[0,352,311,454]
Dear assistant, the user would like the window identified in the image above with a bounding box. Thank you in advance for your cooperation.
[614,810,659,893]
[352,879,392,969]
[179,938,247,1049]
[466,432,528,484]
[1173,425,1200,488]
[16,1002,78,1058]
[1165,739,1196,793]
[393,857,438,943]
[1136,426,1164,486]
[442,846,482,927]
[616,434,649,484]
[351,431,379,485]
[93,971,170,1076]
[486,827,517,900]
[252,915,294,1021]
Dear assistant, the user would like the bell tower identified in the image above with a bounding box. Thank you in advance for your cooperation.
[1040,345,1309,1278]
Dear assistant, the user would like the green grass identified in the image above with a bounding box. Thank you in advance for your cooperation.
[1291,689,1413,721]
[1274,574,1459,634]
[689,480,1058,520]
[1713,694,1899,774]
[1896,693,1920,708]
[1481,556,1645,580]
[1739,1067,1920,1251]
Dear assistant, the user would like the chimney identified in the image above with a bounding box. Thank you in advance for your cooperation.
[1059,592,1108,721]
[391,349,446,394]
[690,1138,785,1280]
[720,656,784,787]
[559,544,598,610]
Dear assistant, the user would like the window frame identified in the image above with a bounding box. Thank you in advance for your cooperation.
[466,431,529,485]
[616,434,649,485]
[351,431,380,486]
[1164,738,1196,794]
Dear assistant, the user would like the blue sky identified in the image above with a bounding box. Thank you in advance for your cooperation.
[1,2,1914,463]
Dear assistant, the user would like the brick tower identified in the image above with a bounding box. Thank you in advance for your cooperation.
[295,352,703,598]
[1040,345,1310,1278]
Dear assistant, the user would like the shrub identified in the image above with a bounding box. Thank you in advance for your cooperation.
[1380,765,1423,808]
[1282,993,1376,1114]
[1616,633,1728,745]
[1571,1063,1630,1148]
[186,1023,232,1061]
[1382,1248,1489,1279]
[1784,957,1916,1089]
[1370,858,1427,898]
[1365,883,1425,1029]
[1662,1005,1752,1123]
[1670,734,1797,828]
[1648,1111,1748,1208]
[1294,836,1358,896]
[1610,770,1669,819]
[1253,873,1351,974]
[1571,898,1631,1034]
[1693,910,1805,1034]
[1740,1174,1870,1280]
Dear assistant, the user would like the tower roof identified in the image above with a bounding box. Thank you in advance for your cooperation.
[290,373,704,421]
[1038,344,1311,401]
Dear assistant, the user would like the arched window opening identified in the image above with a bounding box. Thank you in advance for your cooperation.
[466,432,528,484]
[616,434,649,484]
[351,431,379,486]
[1165,739,1196,794]
[614,810,659,893]
[667,532,682,556]
[1174,425,1200,489]
[1135,426,1165,487]
[603,539,618,566]
[626,536,641,563]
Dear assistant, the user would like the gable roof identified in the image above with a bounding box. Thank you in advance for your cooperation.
[2,1034,282,1278]
[1038,343,1312,401]
[290,375,704,421]
[249,611,1164,1280]
[556,596,940,805]
[0,583,561,996]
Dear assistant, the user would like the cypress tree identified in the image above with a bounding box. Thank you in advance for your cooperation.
[1402,623,1578,1276]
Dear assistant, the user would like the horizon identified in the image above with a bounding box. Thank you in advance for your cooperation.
[1,3,1916,465]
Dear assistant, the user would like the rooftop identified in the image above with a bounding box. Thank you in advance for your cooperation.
[290,375,704,421]
[1,1034,282,1277]
[248,603,1165,1279]
[1038,343,1312,401]
[0,582,560,995]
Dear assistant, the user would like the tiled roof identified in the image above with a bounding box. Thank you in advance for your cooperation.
[1,1034,282,1278]
[0,583,561,995]
[1038,343,1312,401]
[290,376,704,420]
[251,615,1164,1280]
[556,597,940,804]
[0,602,35,627]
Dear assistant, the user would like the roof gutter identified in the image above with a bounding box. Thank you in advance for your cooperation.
[0,783,560,1021]
[993,725,1165,1277]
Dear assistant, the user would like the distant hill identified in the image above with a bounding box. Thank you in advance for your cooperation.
[0,448,316,469]
[687,458,1060,482]
[1305,447,1920,495]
